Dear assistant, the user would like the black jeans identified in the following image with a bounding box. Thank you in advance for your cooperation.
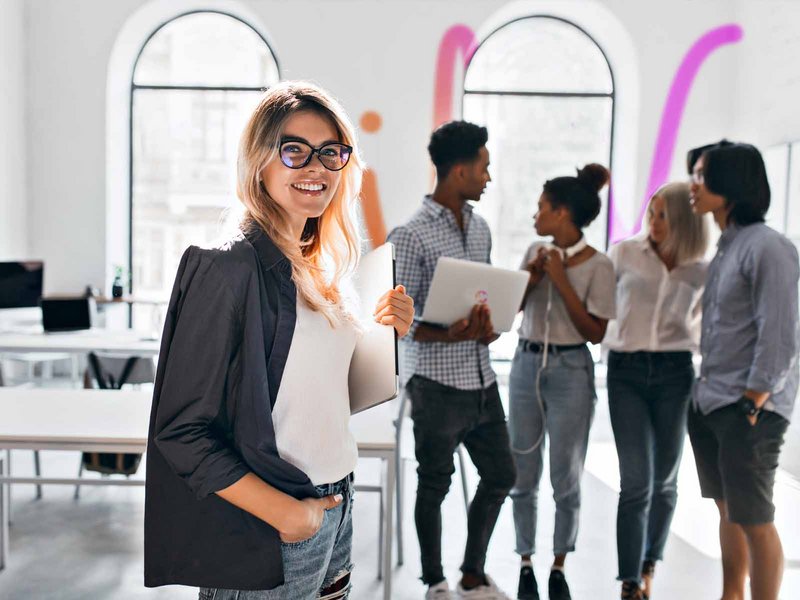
[406,375,516,585]
[607,351,694,582]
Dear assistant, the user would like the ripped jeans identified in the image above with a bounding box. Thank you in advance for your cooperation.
[199,475,354,600]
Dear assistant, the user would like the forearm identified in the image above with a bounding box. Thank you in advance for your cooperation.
[554,280,606,343]
[216,472,299,530]
[414,322,454,343]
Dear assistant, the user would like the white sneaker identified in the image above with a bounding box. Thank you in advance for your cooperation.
[426,579,454,599]
[455,574,512,599]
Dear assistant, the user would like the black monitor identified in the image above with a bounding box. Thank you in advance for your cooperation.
[0,261,44,309]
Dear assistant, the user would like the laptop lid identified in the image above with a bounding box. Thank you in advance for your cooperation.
[348,243,399,415]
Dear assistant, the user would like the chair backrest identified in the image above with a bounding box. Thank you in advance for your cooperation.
[86,352,155,389]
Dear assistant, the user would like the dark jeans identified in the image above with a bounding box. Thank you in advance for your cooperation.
[607,351,694,583]
[406,375,516,585]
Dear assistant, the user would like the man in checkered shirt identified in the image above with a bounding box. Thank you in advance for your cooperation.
[388,121,516,600]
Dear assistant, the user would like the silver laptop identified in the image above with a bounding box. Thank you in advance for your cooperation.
[421,257,529,332]
[348,243,399,414]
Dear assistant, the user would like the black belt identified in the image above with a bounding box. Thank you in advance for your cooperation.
[518,339,586,354]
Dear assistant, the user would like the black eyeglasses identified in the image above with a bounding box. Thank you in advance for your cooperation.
[278,138,353,171]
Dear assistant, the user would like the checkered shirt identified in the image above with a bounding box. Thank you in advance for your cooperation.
[387,195,496,391]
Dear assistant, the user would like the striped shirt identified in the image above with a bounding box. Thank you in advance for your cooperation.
[387,195,495,391]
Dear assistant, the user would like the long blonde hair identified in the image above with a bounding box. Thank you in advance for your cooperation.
[237,81,363,324]
[646,181,709,264]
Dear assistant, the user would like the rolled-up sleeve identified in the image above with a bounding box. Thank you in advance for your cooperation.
[152,247,250,499]
[745,237,800,393]
[388,225,424,339]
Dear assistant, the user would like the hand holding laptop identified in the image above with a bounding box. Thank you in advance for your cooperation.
[447,303,496,344]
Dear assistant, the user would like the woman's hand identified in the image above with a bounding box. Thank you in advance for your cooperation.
[374,284,415,337]
[525,247,548,287]
[278,494,342,544]
[542,248,569,289]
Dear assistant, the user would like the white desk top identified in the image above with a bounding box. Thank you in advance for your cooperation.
[0,388,396,453]
[0,328,160,356]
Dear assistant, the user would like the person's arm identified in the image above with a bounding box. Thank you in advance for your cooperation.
[414,304,491,343]
[386,226,424,341]
[152,249,338,542]
[542,249,609,344]
[519,247,548,311]
[744,237,800,415]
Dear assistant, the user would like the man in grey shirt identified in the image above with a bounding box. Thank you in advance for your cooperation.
[687,141,799,600]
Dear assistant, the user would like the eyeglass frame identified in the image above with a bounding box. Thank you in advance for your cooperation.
[690,167,704,185]
[277,137,353,172]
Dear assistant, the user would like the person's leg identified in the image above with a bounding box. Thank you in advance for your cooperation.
[545,348,595,562]
[721,410,789,600]
[320,477,355,599]
[407,376,474,587]
[508,348,547,560]
[607,353,654,587]
[741,522,783,600]
[460,382,517,585]
[508,347,547,599]
[687,405,747,600]
[643,357,695,592]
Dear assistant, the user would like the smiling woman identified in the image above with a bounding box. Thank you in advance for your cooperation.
[144,81,414,599]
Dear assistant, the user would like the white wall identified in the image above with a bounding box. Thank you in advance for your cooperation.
[0,0,28,260]
[13,0,789,294]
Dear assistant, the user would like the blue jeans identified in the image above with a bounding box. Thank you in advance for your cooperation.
[508,344,595,556]
[199,476,354,600]
[607,351,694,582]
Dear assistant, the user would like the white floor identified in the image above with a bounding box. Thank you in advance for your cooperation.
[1,378,799,599]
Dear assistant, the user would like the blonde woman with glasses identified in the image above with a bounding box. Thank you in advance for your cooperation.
[144,82,414,600]
[603,182,709,599]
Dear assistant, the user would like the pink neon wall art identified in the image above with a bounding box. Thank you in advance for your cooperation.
[610,23,743,242]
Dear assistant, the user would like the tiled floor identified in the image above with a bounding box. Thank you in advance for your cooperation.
[1,380,798,599]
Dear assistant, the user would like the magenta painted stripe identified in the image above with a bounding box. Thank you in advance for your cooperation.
[433,24,478,129]
[609,24,743,243]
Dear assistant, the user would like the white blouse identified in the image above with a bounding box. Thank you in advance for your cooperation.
[272,299,359,486]
[603,236,707,353]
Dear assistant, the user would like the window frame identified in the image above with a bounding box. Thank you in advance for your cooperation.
[127,9,280,316]
[462,14,616,247]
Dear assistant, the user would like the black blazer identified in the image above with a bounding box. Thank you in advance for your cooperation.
[144,225,318,590]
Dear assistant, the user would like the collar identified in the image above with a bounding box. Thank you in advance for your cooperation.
[423,194,474,220]
[242,222,290,273]
[717,223,741,249]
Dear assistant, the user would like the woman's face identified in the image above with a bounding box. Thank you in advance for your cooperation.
[260,110,343,234]
[689,155,726,216]
[648,195,669,245]
[533,193,562,236]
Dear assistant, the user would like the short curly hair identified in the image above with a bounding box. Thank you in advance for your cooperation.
[428,121,488,181]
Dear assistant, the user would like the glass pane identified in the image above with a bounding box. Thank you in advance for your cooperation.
[131,89,262,320]
[465,17,612,94]
[134,13,278,87]
[464,94,612,361]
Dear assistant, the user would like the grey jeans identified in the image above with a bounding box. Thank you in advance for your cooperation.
[508,344,595,556]
[199,476,354,600]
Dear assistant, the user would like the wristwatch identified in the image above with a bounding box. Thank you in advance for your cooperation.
[737,395,760,418]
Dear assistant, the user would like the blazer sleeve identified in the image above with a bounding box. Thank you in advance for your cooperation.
[151,246,250,500]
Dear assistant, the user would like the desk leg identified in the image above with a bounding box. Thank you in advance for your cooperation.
[1,455,8,572]
[382,452,395,600]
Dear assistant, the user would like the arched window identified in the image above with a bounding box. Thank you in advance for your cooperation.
[129,11,278,325]
[463,16,615,270]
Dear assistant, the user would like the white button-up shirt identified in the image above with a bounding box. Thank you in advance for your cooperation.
[603,236,707,353]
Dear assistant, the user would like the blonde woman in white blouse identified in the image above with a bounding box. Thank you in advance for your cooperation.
[604,182,709,600]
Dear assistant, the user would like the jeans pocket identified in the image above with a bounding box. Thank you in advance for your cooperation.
[281,510,327,549]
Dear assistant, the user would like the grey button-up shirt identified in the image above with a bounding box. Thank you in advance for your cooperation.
[693,223,800,422]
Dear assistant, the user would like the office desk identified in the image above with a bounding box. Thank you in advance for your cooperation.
[0,389,396,599]
[0,329,160,356]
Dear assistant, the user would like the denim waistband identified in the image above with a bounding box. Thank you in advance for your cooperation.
[608,350,692,362]
[314,472,354,497]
